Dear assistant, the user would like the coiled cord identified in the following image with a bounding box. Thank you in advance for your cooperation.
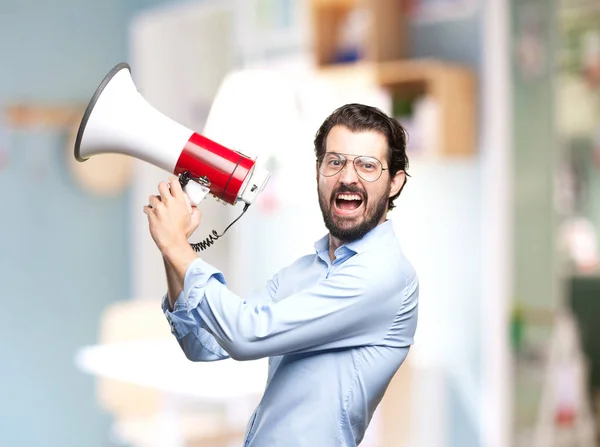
[178,171,250,252]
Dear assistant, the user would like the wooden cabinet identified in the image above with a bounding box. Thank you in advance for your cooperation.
[309,0,408,67]
[378,59,477,157]
[309,0,477,157]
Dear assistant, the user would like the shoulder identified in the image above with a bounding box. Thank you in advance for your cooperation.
[356,236,417,289]
[273,252,320,279]
[286,252,319,270]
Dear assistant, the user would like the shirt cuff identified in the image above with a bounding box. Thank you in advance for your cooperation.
[161,257,225,338]
[161,290,186,314]
[181,257,226,312]
[162,292,191,339]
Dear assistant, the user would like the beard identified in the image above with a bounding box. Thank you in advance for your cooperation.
[318,182,390,243]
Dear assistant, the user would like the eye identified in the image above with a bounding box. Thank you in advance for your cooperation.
[357,159,377,171]
[323,154,344,165]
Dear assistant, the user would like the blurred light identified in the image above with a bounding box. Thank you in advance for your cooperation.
[75,339,268,402]
[203,67,302,164]
[74,298,268,403]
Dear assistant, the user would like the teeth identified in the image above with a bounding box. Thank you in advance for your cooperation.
[337,194,362,201]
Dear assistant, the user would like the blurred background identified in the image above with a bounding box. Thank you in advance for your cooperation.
[1,0,599,446]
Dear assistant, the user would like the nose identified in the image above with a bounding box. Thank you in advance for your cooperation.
[338,161,360,184]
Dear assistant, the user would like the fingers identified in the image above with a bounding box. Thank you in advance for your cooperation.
[157,181,171,202]
[157,176,184,203]
[143,200,159,216]
[168,175,183,198]
[149,194,161,208]
[143,195,161,215]
[144,175,185,217]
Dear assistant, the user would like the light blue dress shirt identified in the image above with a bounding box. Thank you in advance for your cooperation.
[162,219,419,446]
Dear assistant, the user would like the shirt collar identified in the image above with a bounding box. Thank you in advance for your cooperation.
[313,220,396,258]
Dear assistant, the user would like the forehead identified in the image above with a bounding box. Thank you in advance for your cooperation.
[325,125,388,160]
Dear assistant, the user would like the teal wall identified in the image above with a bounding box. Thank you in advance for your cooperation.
[511,0,559,311]
[0,1,183,446]
[510,0,561,439]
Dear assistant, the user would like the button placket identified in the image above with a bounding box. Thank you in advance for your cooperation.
[168,317,176,334]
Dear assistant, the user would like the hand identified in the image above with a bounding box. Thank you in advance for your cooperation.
[143,176,202,255]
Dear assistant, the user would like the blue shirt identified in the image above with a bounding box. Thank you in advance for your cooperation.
[162,219,419,446]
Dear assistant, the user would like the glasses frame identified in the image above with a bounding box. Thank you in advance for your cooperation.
[317,152,388,182]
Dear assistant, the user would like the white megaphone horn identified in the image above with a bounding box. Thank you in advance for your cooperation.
[74,62,271,209]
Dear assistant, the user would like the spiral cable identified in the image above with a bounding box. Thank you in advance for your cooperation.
[178,172,250,252]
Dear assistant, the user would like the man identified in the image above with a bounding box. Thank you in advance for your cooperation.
[143,103,419,446]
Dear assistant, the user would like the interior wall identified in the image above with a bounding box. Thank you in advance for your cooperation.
[406,7,484,447]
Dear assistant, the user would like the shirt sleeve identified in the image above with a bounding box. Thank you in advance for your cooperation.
[161,292,230,361]
[180,255,417,361]
[162,262,278,362]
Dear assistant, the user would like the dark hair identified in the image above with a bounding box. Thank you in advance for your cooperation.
[313,103,409,211]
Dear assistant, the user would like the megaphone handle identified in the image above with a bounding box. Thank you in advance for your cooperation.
[182,179,210,207]
[176,171,250,253]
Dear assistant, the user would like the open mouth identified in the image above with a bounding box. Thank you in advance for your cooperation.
[334,192,364,215]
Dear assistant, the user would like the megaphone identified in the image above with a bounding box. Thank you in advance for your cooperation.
[74,62,271,208]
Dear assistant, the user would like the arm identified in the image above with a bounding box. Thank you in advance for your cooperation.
[162,257,231,361]
[143,177,417,361]
[164,257,182,311]
[163,273,279,362]
[180,255,418,361]
[143,177,229,361]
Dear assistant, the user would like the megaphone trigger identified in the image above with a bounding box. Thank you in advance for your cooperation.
[176,172,210,208]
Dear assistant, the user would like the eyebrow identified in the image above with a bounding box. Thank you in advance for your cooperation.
[323,152,380,159]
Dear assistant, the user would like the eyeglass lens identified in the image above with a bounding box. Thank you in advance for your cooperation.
[318,153,383,182]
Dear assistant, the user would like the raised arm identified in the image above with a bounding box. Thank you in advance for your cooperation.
[162,257,279,362]
[145,176,417,362]
[161,257,229,361]
[178,254,418,361]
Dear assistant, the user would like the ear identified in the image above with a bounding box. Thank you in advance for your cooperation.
[389,170,406,198]
[315,162,319,182]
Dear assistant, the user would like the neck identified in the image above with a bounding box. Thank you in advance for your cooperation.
[328,235,344,262]
[327,218,389,262]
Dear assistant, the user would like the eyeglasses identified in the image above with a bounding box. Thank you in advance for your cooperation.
[317,152,388,182]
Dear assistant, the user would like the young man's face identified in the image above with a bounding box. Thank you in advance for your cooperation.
[316,125,405,243]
